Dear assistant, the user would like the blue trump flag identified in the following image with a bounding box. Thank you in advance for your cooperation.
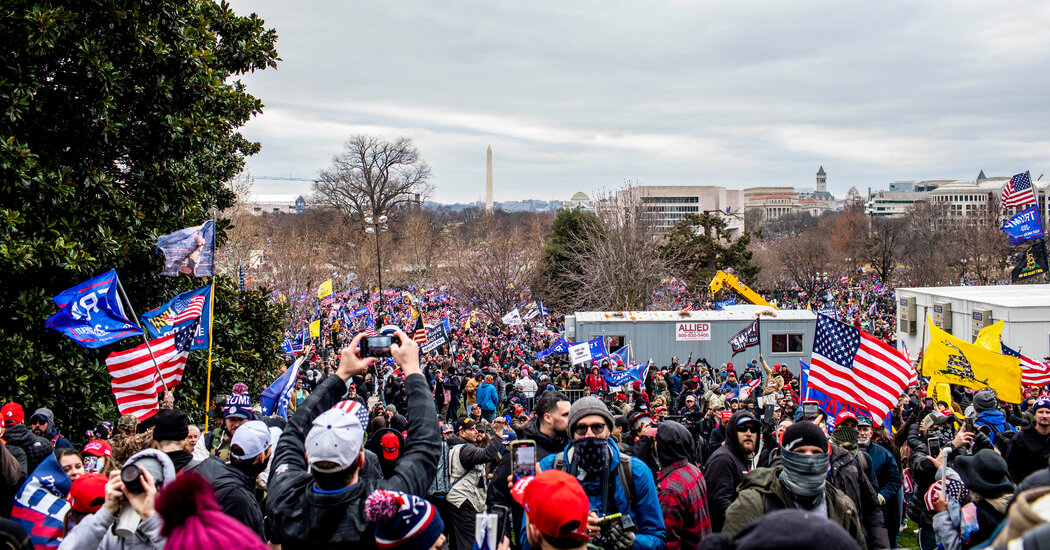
[261,355,305,418]
[1001,205,1045,245]
[157,220,215,277]
[140,285,212,350]
[611,344,631,365]
[799,360,891,427]
[587,336,609,360]
[535,338,571,359]
[45,269,142,348]
[602,361,652,387]
[10,454,71,549]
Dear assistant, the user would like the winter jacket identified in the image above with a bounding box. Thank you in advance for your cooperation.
[187,456,265,538]
[58,507,165,550]
[363,428,405,480]
[975,410,1016,448]
[1006,425,1050,484]
[0,443,25,517]
[722,466,866,550]
[475,381,498,411]
[30,408,73,449]
[705,410,760,532]
[655,422,711,550]
[992,486,1050,545]
[829,445,890,549]
[1,424,53,476]
[585,374,608,394]
[446,432,502,512]
[266,373,440,550]
[539,438,666,550]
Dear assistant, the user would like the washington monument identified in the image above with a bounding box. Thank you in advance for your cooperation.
[485,145,493,212]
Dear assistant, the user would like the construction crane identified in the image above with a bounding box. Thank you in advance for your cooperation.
[709,270,773,308]
[255,175,318,183]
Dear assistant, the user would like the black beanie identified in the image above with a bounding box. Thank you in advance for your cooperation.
[781,421,828,452]
[152,409,189,442]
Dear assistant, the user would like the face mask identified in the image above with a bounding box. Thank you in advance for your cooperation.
[778,448,830,509]
[571,437,610,473]
[831,425,859,452]
[234,455,269,480]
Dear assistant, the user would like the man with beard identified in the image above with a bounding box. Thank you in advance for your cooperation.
[489,391,570,502]
[1007,397,1050,483]
[856,414,902,546]
[0,402,52,476]
[722,422,866,548]
[654,421,710,550]
[29,408,73,449]
[539,396,665,550]
[188,420,273,539]
[706,410,763,532]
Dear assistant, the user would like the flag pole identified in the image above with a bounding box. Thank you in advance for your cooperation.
[204,208,217,431]
[115,277,168,400]
[918,307,929,379]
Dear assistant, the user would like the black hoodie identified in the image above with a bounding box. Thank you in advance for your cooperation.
[706,410,760,532]
[655,421,692,466]
[1,424,52,476]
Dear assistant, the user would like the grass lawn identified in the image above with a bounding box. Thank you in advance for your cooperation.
[897,520,919,549]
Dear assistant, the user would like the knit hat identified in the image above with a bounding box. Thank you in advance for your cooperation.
[955,449,1015,498]
[1,403,23,427]
[156,473,269,550]
[698,509,861,550]
[153,409,189,442]
[973,389,998,413]
[223,386,253,420]
[567,397,615,436]
[69,472,108,513]
[364,490,445,550]
[1033,398,1050,414]
[781,421,828,452]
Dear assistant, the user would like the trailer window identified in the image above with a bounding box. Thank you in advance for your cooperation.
[772,333,804,353]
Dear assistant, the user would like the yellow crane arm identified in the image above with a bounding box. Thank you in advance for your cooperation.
[709,270,773,308]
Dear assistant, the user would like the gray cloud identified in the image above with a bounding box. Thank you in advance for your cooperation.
[229,0,1050,202]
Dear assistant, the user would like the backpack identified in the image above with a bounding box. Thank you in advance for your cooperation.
[551,451,636,505]
[428,442,475,497]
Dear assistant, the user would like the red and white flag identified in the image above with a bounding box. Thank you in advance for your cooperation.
[165,294,205,325]
[1002,344,1050,386]
[809,315,912,426]
[1001,171,1035,208]
[105,321,196,420]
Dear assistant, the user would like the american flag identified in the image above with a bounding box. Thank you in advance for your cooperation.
[411,315,427,345]
[809,315,913,424]
[1002,344,1050,386]
[1001,171,1035,208]
[164,294,205,325]
[104,320,197,420]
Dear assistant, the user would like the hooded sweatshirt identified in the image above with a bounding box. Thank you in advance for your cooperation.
[656,421,711,550]
[30,408,73,449]
[706,410,761,532]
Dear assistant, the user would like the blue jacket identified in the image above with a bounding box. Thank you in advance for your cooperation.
[862,442,901,504]
[475,381,498,411]
[975,410,1015,446]
[535,439,666,550]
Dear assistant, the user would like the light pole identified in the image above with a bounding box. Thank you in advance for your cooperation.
[365,214,389,324]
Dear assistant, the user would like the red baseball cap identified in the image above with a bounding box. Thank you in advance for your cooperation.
[720,410,734,422]
[69,473,108,513]
[512,470,590,543]
[1,403,23,426]
[82,440,113,458]
[834,411,858,426]
[380,432,400,460]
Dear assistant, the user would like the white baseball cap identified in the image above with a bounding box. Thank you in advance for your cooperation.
[230,421,271,460]
[305,405,365,473]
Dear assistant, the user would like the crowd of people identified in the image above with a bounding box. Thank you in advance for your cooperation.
[3,281,1050,550]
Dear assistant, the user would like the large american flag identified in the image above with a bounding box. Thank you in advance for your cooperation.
[1002,171,1035,208]
[1002,343,1050,386]
[411,315,427,345]
[809,315,913,423]
[164,294,205,325]
[104,320,196,420]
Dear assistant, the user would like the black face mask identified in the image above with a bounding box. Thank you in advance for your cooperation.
[571,437,610,473]
[234,455,268,480]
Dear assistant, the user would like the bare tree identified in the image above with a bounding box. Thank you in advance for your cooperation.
[448,216,536,323]
[562,189,670,311]
[313,135,432,222]
[776,229,834,305]
[901,200,960,286]
[866,216,909,286]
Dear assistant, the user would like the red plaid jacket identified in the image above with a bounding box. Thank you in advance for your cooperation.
[657,459,712,550]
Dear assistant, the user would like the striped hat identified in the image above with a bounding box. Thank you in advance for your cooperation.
[364,490,444,549]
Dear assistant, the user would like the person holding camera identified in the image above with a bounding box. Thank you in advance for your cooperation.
[265,330,441,549]
[60,449,175,549]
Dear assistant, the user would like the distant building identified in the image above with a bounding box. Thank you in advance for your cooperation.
[617,185,744,236]
[569,192,595,211]
[247,194,306,215]
[744,167,834,221]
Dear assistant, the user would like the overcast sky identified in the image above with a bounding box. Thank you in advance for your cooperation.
[227,1,1050,204]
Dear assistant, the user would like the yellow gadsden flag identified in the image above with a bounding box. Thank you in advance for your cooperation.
[974,320,1004,352]
[317,279,333,299]
[922,319,1022,403]
[309,320,321,338]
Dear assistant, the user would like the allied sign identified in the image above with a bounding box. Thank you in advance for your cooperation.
[676,322,711,341]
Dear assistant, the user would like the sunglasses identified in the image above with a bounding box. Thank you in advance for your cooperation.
[574,422,608,437]
[738,423,762,434]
